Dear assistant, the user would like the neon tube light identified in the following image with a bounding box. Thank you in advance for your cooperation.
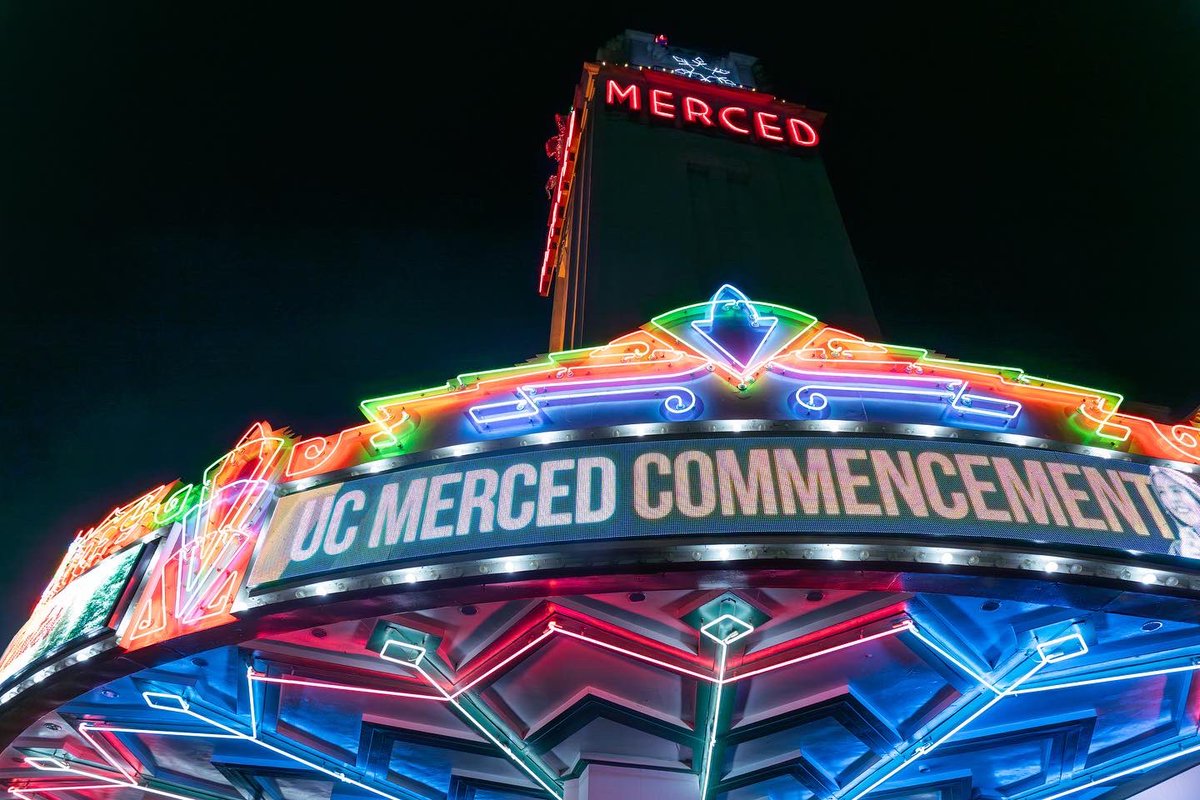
[416,663,563,799]
[77,721,138,781]
[695,614,753,800]
[35,483,178,607]
[770,363,1022,423]
[839,660,1048,800]
[689,284,779,372]
[696,618,748,796]
[223,286,1200,489]
[1011,657,1200,695]
[1035,740,1200,800]
[444,626,557,696]
[907,625,999,694]
[379,641,563,799]
[355,331,703,453]
[251,626,558,701]
[468,370,706,430]
[547,621,717,683]
[250,616,910,713]
[15,754,209,800]
[82,723,240,739]
[783,328,1144,442]
[249,672,445,702]
[725,622,911,684]
[698,638,728,800]
[835,630,1088,800]
[650,288,818,383]
[131,690,413,800]
[10,782,135,800]
[537,108,577,296]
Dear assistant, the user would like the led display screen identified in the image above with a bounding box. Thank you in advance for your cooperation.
[0,543,143,687]
[248,436,1200,589]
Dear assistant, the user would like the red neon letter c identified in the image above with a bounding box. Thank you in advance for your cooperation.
[718,106,750,135]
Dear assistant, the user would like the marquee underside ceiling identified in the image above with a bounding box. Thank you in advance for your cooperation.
[8,581,1200,800]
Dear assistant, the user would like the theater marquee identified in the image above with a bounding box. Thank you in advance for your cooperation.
[247,434,1200,591]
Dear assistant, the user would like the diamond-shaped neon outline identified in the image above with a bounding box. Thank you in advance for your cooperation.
[380,640,428,667]
[689,284,779,374]
[700,613,755,645]
[142,691,189,713]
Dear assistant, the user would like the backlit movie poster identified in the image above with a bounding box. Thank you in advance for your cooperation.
[1153,466,1200,558]
[0,544,141,687]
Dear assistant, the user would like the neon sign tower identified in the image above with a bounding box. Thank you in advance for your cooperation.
[541,30,879,351]
[4,29,1200,800]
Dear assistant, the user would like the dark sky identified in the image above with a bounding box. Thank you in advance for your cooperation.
[2,4,1198,643]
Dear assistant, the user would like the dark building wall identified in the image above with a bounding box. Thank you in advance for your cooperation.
[551,79,879,350]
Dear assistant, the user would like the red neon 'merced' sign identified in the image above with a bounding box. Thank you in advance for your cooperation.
[605,79,819,148]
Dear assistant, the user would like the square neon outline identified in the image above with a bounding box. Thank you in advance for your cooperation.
[380,640,427,667]
[142,691,190,713]
[700,614,755,646]
[1036,630,1089,664]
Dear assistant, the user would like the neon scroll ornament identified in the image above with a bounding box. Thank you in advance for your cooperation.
[771,364,1023,425]
[466,369,707,432]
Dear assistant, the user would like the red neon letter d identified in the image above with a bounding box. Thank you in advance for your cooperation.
[787,117,819,146]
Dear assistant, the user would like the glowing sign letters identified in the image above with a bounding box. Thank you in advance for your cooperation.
[248,435,1200,591]
[605,78,819,148]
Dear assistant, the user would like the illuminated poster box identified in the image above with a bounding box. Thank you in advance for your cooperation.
[0,543,143,688]
[248,435,1200,590]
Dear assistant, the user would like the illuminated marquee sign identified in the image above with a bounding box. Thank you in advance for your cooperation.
[604,76,820,148]
[248,435,1200,590]
[7,287,1200,697]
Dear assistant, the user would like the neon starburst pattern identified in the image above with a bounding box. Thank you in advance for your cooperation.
[670,55,736,86]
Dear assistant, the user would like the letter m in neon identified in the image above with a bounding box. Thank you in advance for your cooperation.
[606,80,641,110]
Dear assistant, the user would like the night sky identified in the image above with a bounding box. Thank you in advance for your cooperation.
[3,4,1198,643]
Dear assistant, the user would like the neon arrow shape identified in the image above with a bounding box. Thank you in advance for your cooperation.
[689,284,779,375]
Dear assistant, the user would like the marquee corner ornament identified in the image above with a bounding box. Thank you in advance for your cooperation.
[2,283,1200,704]
[0,422,292,691]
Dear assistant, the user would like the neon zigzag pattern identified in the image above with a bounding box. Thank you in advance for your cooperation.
[23,605,1192,800]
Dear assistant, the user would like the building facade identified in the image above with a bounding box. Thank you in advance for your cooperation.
[4,31,1200,800]
[543,31,878,350]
